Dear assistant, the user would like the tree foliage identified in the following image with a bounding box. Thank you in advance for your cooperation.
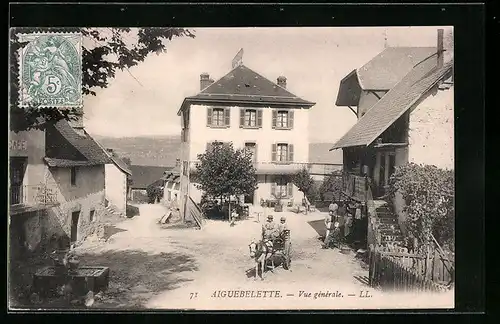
[319,170,343,201]
[10,27,195,132]
[195,143,258,205]
[388,163,454,252]
[292,168,314,199]
[146,179,164,204]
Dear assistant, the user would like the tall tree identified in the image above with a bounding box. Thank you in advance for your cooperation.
[195,142,258,221]
[291,168,314,214]
[10,27,195,132]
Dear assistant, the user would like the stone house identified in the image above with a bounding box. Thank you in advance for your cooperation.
[330,29,454,238]
[9,111,111,252]
[177,57,316,221]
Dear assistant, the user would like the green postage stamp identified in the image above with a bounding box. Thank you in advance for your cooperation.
[18,32,82,108]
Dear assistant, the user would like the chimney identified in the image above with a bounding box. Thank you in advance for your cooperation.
[277,76,287,89]
[69,107,84,129]
[200,73,214,90]
[437,29,444,68]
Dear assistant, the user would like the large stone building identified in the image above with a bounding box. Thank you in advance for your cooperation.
[177,58,316,220]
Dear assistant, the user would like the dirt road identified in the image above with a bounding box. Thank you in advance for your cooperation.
[73,204,452,310]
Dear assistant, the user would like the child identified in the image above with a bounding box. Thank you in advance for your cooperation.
[230,209,238,227]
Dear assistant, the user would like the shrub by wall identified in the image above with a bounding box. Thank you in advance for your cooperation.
[389,163,454,253]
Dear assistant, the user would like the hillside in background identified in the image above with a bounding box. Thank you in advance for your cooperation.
[92,135,181,167]
[92,135,342,167]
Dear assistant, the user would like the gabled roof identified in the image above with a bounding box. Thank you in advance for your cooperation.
[331,58,453,150]
[178,64,315,115]
[130,165,174,189]
[357,47,437,90]
[336,47,437,106]
[45,120,112,167]
[91,135,133,175]
[109,155,132,175]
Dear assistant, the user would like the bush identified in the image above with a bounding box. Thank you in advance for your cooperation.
[146,180,164,204]
[320,171,343,202]
[388,163,454,252]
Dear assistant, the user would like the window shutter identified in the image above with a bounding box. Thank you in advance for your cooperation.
[271,144,277,162]
[288,144,294,162]
[271,182,277,197]
[207,107,213,126]
[287,182,293,198]
[257,109,263,128]
[224,108,231,126]
[254,143,258,162]
[272,110,277,129]
[289,110,294,129]
[240,108,245,127]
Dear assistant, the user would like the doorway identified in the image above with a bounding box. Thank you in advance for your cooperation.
[71,211,80,243]
[378,151,396,193]
[10,157,26,205]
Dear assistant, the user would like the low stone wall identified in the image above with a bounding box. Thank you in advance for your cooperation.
[10,191,110,254]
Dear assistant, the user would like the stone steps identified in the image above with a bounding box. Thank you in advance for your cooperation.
[374,202,406,247]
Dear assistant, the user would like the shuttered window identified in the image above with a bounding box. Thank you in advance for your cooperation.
[207,107,231,127]
[240,109,263,128]
[206,140,226,152]
[272,109,294,129]
[272,143,294,163]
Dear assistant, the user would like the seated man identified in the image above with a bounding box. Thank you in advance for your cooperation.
[278,216,289,239]
[262,214,279,241]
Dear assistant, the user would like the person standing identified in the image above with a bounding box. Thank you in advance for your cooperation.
[323,202,338,248]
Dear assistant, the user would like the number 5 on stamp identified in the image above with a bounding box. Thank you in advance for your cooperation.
[18,32,83,108]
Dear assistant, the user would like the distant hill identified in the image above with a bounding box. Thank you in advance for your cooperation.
[91,135,342,166]
[92,135,181,167]
[309,143,343,164]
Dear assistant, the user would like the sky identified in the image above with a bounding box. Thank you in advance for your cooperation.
[84,26,450,143]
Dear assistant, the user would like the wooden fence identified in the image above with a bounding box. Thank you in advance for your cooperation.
[369,247,453,292]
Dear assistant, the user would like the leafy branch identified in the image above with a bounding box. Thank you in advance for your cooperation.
[10,27,195,132]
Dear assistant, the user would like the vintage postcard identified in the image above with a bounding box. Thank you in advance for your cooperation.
[9,26,455,311]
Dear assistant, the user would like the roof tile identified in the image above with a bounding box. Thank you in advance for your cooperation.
[45,120,111,165]
[185,65,315,107]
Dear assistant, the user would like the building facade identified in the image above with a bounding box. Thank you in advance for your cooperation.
[177,63,316,219]
[103,149,132,215]
[9,113,111,252]
[331,30,454,238]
